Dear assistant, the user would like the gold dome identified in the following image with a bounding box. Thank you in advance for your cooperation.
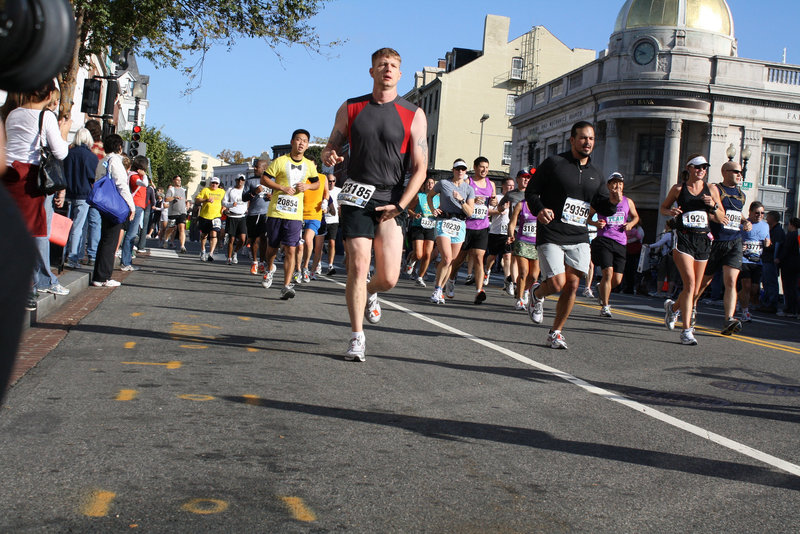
[614,0,733,36]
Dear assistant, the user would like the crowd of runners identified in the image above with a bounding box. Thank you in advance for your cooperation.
[170,47,796,361]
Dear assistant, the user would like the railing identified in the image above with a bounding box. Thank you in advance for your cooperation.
[767,66,800,86]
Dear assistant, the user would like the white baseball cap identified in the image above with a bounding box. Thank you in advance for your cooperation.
[210,176,220,184]
[607,172,624,183]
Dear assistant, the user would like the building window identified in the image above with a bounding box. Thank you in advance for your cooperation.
[636,134,664,175]
[569,71,583,90]
[502,141,512,165]
[430,134,436,168]
[511,57,524,80]
[760,141,795,189]
[506,95,516,116]
[127,108,136,123]
[551,81,564,97]
[433,90,439,112]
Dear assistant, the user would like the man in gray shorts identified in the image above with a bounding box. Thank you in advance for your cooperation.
[524,121,619,349]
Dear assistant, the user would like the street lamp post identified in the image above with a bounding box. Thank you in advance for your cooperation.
[741,146,752,179]
[479,114,490,156]
[726,143,737,161]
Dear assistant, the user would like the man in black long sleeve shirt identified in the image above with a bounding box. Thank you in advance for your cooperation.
[525,121,618,349]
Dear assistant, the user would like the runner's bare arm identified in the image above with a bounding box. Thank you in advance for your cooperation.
[625,198,640,230]
[322,102,348,167]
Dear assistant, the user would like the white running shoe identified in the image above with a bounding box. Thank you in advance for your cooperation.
[483,272,490,286]
[261,264,277,289]
[600,305,613,318]
[280,285,296,300]
[741,308,752,322]
[582,287,595,298]
[302,269,311,284]
[415,276,427,288]
[293,271,302,284]
[505,280,515,297]
[430,288,445,304]
[680,329,698,345]
[314,263,322,275]
[664,299,680,330]
[92,279,121,287]
[345,336,366,362]
[529,285,544,324]
[365,292,381,323]
[548,330,568,349]
[232,255,238,265]
[445,279,455,299]
[404,259,416,277]
[514,299,525,311]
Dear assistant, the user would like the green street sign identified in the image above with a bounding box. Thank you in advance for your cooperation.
[741,181,753,190]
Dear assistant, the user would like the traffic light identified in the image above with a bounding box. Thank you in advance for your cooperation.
[129,125,146,157]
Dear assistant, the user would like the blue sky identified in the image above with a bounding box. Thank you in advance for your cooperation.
[139,0,799,160]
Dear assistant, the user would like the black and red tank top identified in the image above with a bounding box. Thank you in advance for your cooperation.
[346,93,418,202]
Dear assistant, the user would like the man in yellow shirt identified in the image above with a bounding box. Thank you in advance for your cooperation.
[260,129,320,299]
[297,170,330,283]
[195,176,226,261]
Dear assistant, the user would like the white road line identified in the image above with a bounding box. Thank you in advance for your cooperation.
[326,278,800,478]
[147,249,179,258]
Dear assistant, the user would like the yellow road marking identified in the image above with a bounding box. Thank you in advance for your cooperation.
[246,347,259,352]
[115,389,138,401]
[178,394,216,401]
[131,312,143,317]
[124,342,136,349]
[280,496,316,522]
[181,498,229,515]
[572,300,800,355]
[180,344,208,349]
[122,361,182,369]
[238,316,251,321]
[242,394,261,405]
[82,490,116,517]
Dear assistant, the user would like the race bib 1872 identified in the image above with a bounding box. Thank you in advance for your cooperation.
[561,197,591,226]
[338,179,376,208]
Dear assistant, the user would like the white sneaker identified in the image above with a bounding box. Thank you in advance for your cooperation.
[261,264,277,289]
[120,265,139,272]
[521,291,529,308]
[548,330,568,349]
[505,280,515,297]
[345,336,366,362]
[280,285,296,300]
[529,285,544,324]
[92,279,121,287]
[430,288,445,304]
[600,305,613,318]
[42,283,70,295]
[483,272,490,286]
[226,257,233,265]
[582,287,594,298]
[445,279,455,299]
[404,259,416,277]
[302,269,311,284]
[365,292,381,323]
[514,299,525,311]
[664,299,680,330]
[680,329,698,345]
[200,251,208,262]
[314,263,322,275]
[415,276,427,288]
[741,308,752,322]
[293,271,302,284]
[232,255,238,265]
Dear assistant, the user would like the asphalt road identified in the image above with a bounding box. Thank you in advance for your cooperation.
[1,244,799,532]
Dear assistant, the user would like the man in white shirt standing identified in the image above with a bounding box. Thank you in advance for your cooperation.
[223,175,248,264]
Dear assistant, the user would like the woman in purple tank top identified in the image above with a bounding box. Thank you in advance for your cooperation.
[588,172,639,318]
[507,198,540,310]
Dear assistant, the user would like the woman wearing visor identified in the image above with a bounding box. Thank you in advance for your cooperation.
[659,155,725,345]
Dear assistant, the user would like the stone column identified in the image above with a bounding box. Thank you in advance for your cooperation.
[604,119,620,174]
[659,118,683,230]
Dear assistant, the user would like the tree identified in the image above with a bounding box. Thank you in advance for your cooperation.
[304,145,323,169]
[217,149,251,165]
[121,125,193,189]
[59,0,340,117]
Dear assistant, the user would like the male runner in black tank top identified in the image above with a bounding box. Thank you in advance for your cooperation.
[322,47,428,362]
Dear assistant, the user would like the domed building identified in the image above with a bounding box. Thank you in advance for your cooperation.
[511,0,800,233]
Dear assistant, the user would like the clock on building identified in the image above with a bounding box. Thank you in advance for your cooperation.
[633,41,656,65]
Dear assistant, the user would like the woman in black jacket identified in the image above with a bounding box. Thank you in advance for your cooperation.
[63,128,98,268]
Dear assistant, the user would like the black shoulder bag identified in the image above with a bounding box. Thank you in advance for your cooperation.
[37,109,67,195]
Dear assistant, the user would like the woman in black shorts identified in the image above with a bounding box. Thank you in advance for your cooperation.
[659,154,725,345]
